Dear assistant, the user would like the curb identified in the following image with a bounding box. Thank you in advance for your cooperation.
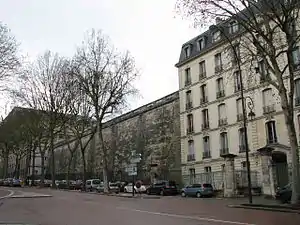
[228,204,300,214]
[0,190,14,200]
[10,195,53,199]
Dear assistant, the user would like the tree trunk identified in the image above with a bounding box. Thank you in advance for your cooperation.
[66,154,73,189]
[50,130,56,188]
[31,145,36,185]
[81,149,87,191]
[2,145,9,179]
[98,125,109,193]
[40,151,45,187]
[13,156,18,178]
[280,93,300,204]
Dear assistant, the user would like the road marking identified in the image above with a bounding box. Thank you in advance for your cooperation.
[117,207,257,225]
[0,189,14,200]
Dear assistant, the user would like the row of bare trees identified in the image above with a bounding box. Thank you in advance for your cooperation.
[0,27,138,192]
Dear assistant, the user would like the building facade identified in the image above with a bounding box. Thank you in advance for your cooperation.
[176,18,300,196]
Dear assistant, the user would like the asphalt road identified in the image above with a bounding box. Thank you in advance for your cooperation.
[0,188,300,225]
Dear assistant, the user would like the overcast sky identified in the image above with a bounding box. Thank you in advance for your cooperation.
[0,0,201,115]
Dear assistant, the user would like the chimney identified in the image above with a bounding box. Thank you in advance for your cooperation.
[215,17,224,24]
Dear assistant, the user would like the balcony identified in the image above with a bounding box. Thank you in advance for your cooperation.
[237,113,244,122]
[201,122,210,131]
[234,84,242,93]
[295,97,300,106]
[202,151,211,159]
[199,72,207,80]
[186,101,193,110]
[185,80,191,87]
[187,154,196,162]
[218,118,228,126]
[239,145,246,153]
[220,148,229,156]
[215,65,223,73]
[263,104,275,114]
[267,138,278,144]
[216,90,225,98]
[186,128,194,135]
[200,96,208,104]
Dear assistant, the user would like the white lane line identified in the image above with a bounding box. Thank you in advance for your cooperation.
[117,207,257,225]
[0,189,15,200]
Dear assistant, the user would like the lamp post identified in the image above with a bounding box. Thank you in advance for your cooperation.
[239,74,256,203]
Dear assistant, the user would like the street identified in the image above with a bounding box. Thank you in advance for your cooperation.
[0,188,300,225]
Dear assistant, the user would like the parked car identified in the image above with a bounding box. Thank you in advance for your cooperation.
[109,182,120,193]
[86,179,101,191]
[0,179,4,186]
[181,183,214,198]
[3,178,13,186]
[146,180,178,196]
[275,183,292,203]
[124,183,147,193]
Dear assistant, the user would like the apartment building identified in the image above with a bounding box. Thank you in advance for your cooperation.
[175,17,300,195]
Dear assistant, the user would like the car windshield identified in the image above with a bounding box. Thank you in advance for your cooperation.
[203,184,212,188]
[110,183,118,187]
[92,180,101,184]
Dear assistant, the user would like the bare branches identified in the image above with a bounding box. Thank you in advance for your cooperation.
[0,23,19,82]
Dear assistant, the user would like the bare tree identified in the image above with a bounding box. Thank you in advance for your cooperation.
[11,51,76,187]
[0,22,19,84]
[72,29,139,192]
[176,0,300,203]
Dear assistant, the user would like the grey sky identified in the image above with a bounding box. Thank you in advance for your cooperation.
[0,0,200,114]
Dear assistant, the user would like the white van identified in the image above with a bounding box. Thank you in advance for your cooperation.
[86,179,101,191]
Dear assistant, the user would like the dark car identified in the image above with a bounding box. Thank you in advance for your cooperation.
[181,183,214,198]
[146,180,178,196]
[275,183,292,203]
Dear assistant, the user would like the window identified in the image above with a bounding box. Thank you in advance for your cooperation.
[184,46,191,58]
[239,128,246,152]
[204,166,212,173]
[203,136,211,159]
[295,79,300,106]
[199,61,206,78]
[197,38,205,51]
[232,44,240,65]
[220,132,228,154]
[229,21,239,34]
[200,84,208,104]
[189,168,196,183]
[292,47,300,68]
[241,161,247,170]
[218,103,227,126]
[215,53,222,72]
[234,70,242,92]
[202,109,209,129]
[187,114,194,134]
[258,59,269,82]
[216,77,225,98]
[212,31,221,42]
[186,90,192,109]
[185,68,191,86]
[262,88,275,113]
[236,98,244,121]
[266,121,277,144]
[187,140,195,161]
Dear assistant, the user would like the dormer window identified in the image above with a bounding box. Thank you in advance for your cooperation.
[229,21,239,34]
[197,38,205,51]
[184,46,191,58]
[212,31,221,43]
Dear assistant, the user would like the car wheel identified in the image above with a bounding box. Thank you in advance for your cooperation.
[160,190,164,196]
[146,189,150,195]
[196,192,202,198]
[181,192,186,197]
[124,188,127,193]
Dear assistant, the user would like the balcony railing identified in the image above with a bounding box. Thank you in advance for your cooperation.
[218,118,228,126]
[185,80,191,86]
[239,145,246,153]
[216,90,225,98]
[202,151,211,159]
[215,65,223,73]
[237,113,244,122]
[201,122,210,130]
[187,154,196,162]
[199,72,207,80]
[186,102,193,110]
[234,84,242,93]
[186,128,194,135]
[200,96,208,104]
[295,97,300,106]
[267,138,278,144]
[220,148,229,156]
[263,104,275,114]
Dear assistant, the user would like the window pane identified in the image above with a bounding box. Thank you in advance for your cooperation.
[188,141,194,154]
